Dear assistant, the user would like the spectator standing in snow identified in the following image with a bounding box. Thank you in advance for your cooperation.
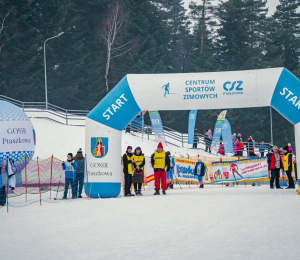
[283,146,294,189]
[194,159,205,188]
[259,141,265,157]
[151,142,170,195]
[193,128,198,148]
[62,153,78,199]
[207,129,212,153]
[166,151,175,189]
[132,147,145,196]
[73,148,85,198]
[269,146,283,189]
[237,134,243,156]
[205,130,211,153]
[123,146,134,197]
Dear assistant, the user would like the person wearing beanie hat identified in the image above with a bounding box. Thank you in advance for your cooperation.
[151,142,170,195]
[166,151,175,189]
[73,148,85,198]
[283,146,294,189]
[132,147,145,196]
[194,159,205,188]
[123,146,134,196]
[62,153,78,199]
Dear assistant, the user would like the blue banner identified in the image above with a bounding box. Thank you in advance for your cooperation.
[211,110,227,151]
[188,110,197,144]
[222,118,234,153]
[149,111,166,143]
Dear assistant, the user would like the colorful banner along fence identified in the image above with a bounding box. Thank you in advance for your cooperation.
[211,110,227,152]
[211,157,268,183]
[222,118,234,154]
[174,158,210,184]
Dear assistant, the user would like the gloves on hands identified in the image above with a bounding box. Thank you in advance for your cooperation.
[62,162,65,167]
[71,162,74,166]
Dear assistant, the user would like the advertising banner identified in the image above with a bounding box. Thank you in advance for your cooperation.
[174,158,210,183]
[211,110,227,152]
[222,118,234,154]
[211,157,268,183]
[0,100,36,162]
[149,111,166,143]
[188,110,198,145]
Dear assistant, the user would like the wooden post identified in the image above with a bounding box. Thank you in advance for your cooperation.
[37,157,42,206]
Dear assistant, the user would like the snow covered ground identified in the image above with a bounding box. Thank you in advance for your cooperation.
[1,185,299,260]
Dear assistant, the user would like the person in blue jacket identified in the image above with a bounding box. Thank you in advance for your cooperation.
[62,153,78,199]
[166,151,175,189]
[194,159,205,188]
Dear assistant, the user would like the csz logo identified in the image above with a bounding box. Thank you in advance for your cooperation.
[91,137,108,158]
[223,81,243,92]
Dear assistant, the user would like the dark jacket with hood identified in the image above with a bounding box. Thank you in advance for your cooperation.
[73,152,85,173]
[123,151,133,175]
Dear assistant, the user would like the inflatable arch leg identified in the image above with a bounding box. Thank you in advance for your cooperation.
[85,76,141,198]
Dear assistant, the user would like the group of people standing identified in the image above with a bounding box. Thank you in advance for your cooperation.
[267,144,296,189]
[61,148,85,199]
[122,142,175,196]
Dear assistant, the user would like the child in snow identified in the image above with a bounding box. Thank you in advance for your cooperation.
[62,153,78,199]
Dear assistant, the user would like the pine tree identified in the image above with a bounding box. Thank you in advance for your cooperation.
[189,0,218,73]
[244,0,269,69]
[215,0,251,71]
[271,0,300,74]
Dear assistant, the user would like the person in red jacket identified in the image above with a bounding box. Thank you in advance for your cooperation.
[269,145,283,189]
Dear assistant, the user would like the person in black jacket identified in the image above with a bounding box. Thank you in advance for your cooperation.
[123,146,134,197]
[73,148,85,198]
[194,159,205,188]
[193,128,198,148]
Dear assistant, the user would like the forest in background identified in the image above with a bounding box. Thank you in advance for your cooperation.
[0,0,299,147]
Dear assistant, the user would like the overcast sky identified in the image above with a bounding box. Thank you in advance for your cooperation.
[183,0,280,16]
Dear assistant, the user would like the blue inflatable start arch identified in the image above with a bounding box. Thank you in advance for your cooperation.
[85,68,300,197]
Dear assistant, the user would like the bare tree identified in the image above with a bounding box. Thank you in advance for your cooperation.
[101,0,134,94]
[0,1,17,55]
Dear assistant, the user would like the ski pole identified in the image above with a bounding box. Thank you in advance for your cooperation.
[174,173,182,189]
[54,171,63,200]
